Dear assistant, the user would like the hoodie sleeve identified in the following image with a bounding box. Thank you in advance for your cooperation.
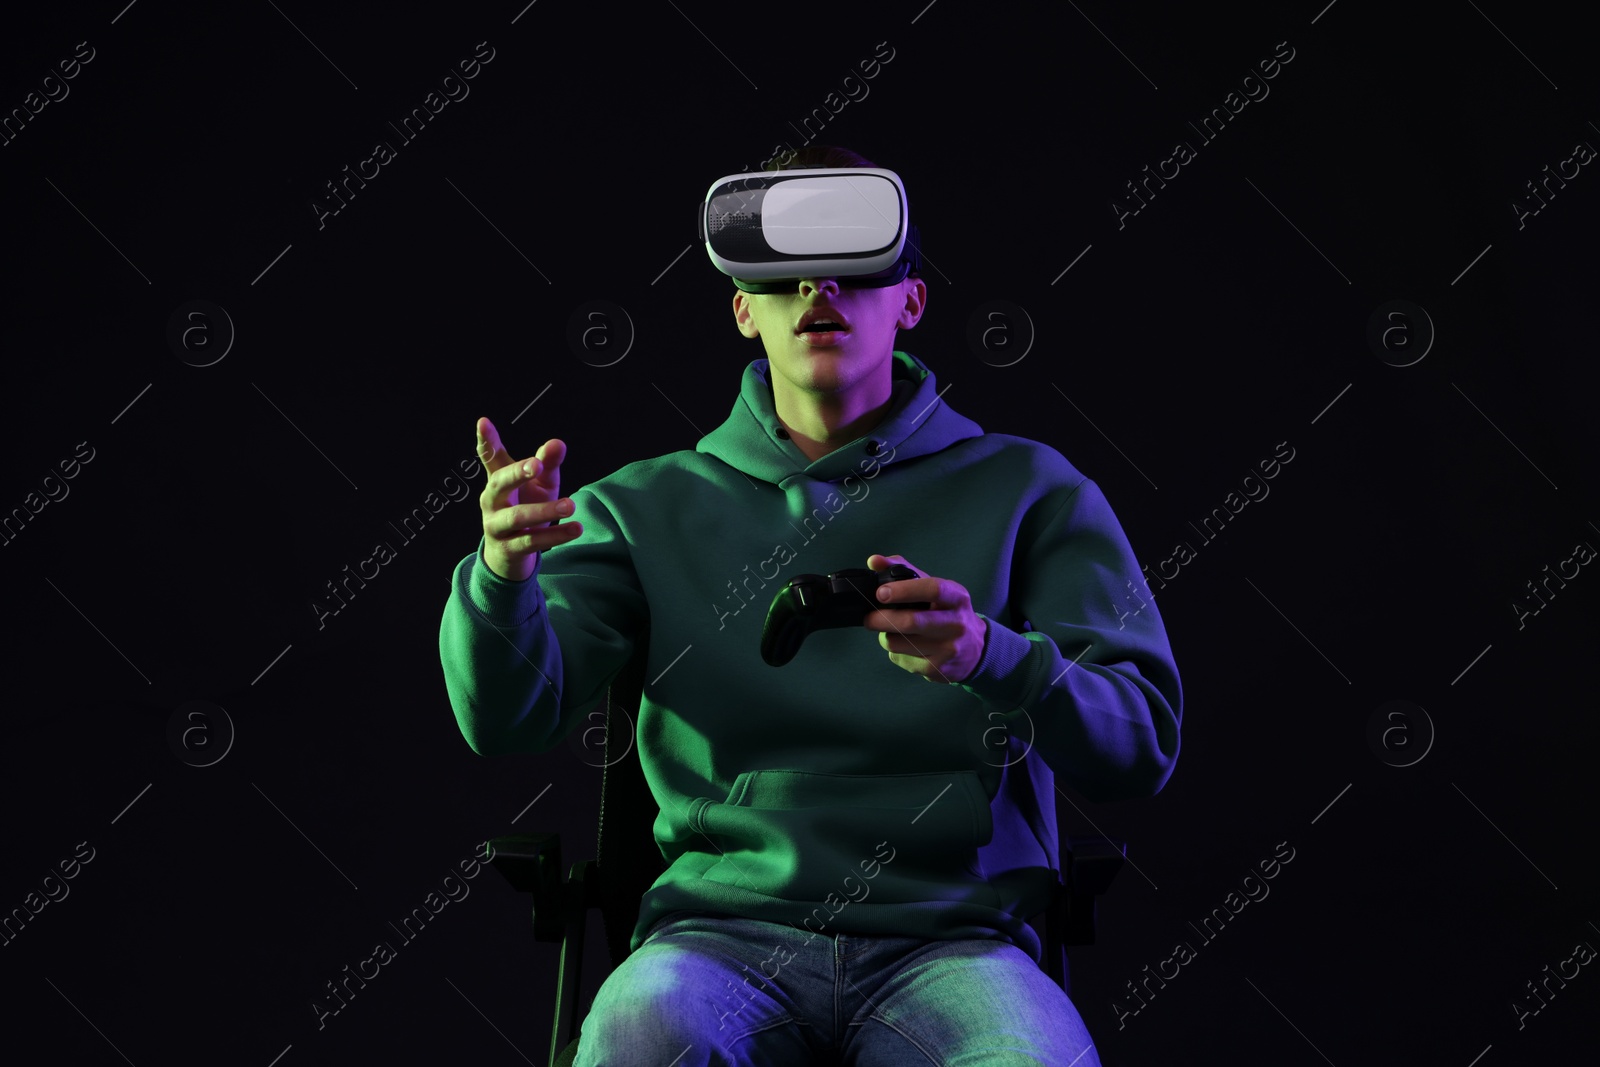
[955,477,1182,801]
[439,486,647,756]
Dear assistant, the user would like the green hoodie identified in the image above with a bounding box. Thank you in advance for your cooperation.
[439,350,1182,962]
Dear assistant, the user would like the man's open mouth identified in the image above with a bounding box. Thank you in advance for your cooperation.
[796,307,852,336]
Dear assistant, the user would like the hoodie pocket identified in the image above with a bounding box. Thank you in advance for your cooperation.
[688,768,994,904]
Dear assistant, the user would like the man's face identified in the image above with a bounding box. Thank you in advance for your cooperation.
[731,275,927,398]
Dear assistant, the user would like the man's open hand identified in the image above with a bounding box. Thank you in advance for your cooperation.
[476,417,582,582]
[862,554,989,684]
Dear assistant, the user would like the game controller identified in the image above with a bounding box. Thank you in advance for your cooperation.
[760,564,933,666]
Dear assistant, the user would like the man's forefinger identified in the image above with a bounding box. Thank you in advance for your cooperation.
[476,417,507,471]
[876,574,940,607]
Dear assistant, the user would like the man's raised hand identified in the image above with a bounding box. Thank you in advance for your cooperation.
[476,416,582,582]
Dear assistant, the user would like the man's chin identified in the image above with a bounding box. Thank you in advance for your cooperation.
[779,360,849,393]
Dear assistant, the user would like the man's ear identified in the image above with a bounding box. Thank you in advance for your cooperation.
[897,277,928,330]
[733,289,761,338]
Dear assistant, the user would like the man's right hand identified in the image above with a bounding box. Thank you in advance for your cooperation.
[476,416,583,582]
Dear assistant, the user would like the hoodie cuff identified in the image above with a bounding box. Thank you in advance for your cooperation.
[956,613,1035,710]
[465,535,546,627]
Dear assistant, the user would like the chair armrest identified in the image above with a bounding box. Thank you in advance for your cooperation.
[486,832,595,942]
[1063,835,1125,897]
[486,832,563,893]
[1060,835,1126,947]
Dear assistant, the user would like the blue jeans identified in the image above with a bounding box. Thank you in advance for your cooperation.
[572,910,1101,1066]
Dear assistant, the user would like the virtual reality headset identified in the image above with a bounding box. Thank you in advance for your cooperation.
[699,167,922,294]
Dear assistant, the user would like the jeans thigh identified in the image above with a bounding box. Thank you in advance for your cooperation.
[842,936,1101,1067]
[573,912,827,1067]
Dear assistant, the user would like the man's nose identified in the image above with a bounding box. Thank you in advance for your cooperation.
[798,277,840,296]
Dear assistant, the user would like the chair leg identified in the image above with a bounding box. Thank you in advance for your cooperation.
[1044,920,1067,994]
[550,909,586,1067]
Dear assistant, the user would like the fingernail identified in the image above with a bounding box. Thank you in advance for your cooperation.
[523,460,536,477]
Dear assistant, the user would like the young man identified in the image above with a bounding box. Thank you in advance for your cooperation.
[440,146,1183,1065]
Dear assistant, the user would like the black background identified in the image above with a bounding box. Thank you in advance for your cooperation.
[1,1,1596,1064]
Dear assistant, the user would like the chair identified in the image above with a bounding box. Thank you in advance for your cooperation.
[486,638,1127,1067]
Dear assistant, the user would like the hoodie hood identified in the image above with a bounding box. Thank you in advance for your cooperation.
[696,350,985,483]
